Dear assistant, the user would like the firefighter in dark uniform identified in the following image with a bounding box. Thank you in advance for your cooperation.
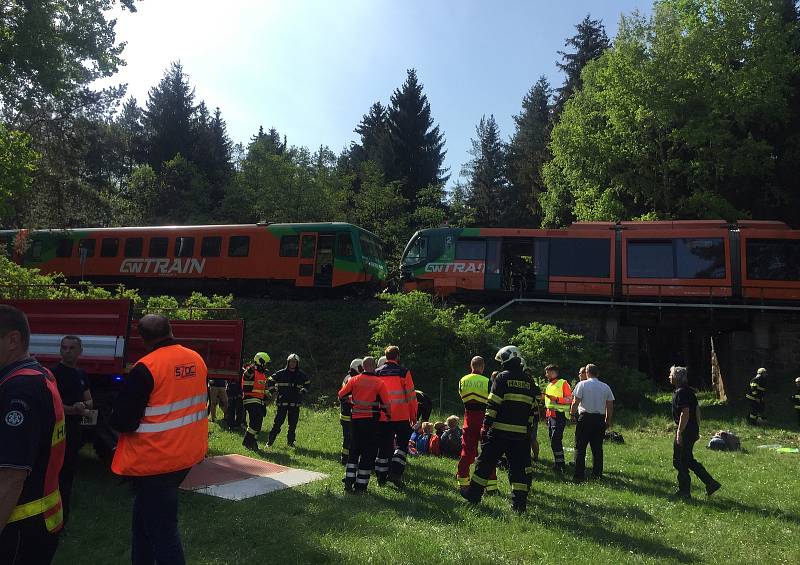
[462,345,536,513]
[340,358,363,465]
[267,354,311,448]
[242,352,271,450]
[746,367,768,425]
[225,371,245,430]
[0,305,66,565]
[338,356,389,492]
[415,389,433,423]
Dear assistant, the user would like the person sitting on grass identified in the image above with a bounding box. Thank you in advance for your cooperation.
[408,421,422,456]
[440,415,463,458]
[414,422,435,455]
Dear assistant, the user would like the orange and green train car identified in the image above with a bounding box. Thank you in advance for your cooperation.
[0,222,388,294]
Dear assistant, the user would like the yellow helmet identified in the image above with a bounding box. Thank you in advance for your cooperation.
[253,352,271,368]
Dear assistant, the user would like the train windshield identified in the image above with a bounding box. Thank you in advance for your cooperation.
[402,236,427,265]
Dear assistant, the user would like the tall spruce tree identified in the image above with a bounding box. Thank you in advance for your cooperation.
[143,62,197,171]
[508,76,553,227]
[462,115,508,226]
[554,15,610,112]
[116,96,146,181]
[351,102,392,174]
[387,69,448,205]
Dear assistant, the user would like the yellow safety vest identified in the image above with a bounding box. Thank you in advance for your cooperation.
[544,379,570,413]
[459,373,490,406]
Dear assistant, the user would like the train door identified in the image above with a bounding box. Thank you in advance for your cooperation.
[297,232,317,287]
[314,234,335,287]
[484,238,502,290]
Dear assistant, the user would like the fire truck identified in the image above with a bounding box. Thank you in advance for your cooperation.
[1,298,244,460]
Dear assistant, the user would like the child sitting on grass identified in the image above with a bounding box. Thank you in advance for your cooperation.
[440,415,463,458]
[414,422,435,455]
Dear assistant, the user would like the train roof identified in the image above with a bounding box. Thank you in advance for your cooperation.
[0,222,378,235]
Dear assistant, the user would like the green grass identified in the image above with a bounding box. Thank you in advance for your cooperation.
[55,395,800,565]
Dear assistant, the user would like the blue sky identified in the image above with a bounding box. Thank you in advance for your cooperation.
[103,0,649,184]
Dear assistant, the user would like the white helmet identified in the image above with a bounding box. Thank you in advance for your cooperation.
[350,358,363,372]
[287,353,300,364]
[495,345,522,366]
[757,367,767,375]
[377,356,387,367]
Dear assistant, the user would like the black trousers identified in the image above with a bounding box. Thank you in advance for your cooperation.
[0,524,59,565]
[243,402,266,443]
[269,405,300,443]
[60,417,83,525]
[375,421,413,481]
[131,470,190,565]
[574,413,605,480]
[547,412,567,466]
[466,432,532,511]
[673,433,715,493]
[340,419,352,464]
[747,399,763,423]
[344,419,381,490]
[226,395,244,428]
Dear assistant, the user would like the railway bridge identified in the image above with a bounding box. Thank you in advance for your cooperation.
[488,297,800,403]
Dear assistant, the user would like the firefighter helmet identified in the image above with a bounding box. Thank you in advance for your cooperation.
[495,345,522,366]
[287,353,300,364]
[350,358,363,372]
[253,352,270,368]
[757,367,767,375]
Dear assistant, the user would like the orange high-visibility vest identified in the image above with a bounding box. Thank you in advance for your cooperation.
[243,366,268,404]
[338,373,390,420]
[376,361,418,422]
[112,345,208,476]
[3,361,66,534]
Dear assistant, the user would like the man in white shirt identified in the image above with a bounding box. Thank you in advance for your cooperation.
[570,363,614,482]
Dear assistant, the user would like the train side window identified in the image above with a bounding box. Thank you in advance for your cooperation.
[229,236,250,257]
[280,235,299,257]
[56,238,74,258]
[79,238,96,258]
[101,238,120,257]
[201,236,222,257]
[124,238,143,258]
[300,235,316,258]
[337,233,355,260]
[550,238,611,277]
[30,240,43,260]
[675,238,725,279]
[627,240,673,278]
[456,239,486,261]
[149,237,168,258]
[175,237,195,257]
[746,239,800,280]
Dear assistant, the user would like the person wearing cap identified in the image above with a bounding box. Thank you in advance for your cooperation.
[266,354,311,448]
[340,358,363,465]
[792,377,800,427]
[746,367,768,425]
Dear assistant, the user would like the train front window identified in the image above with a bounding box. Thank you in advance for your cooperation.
[747,239,800,280]
[56,238,73,258]
[675,238,725,279]
[403,237,427,265]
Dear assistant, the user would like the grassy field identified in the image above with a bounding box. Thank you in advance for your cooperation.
[55,395,800,565]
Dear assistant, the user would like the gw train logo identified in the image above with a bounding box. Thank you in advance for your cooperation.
[425,262,485,274]
[119,258,206,275]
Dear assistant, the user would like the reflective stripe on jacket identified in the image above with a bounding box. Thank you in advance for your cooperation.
[544,378,572,417]
[242,365,269,404]
[375,361,417,422]
[459,373,490,410]
[338,372,389,420]
[112,344,208,476]
[2,361,66,534]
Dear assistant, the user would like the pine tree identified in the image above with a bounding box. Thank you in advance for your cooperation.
[351,102,392,174]
[387,69,448,205]
[116,96,146,180]
[507,76,552,227]
[143,61,197,170]
[191,104,233,207]
[554,15,610,112]
[462,115,508,226]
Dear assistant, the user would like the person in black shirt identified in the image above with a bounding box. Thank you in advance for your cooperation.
[51,335,92,526]
[670,365,721,499]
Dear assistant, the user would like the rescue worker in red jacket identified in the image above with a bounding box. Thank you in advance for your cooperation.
[374,345,418,489]
[339,358,363,465]
[338,356,389,492]
[241,352,271,451]
[266,353,311,448]
[0,305,65,565]
[462,346,536,513]
[457,356,497,494]
[110,314,208,565]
